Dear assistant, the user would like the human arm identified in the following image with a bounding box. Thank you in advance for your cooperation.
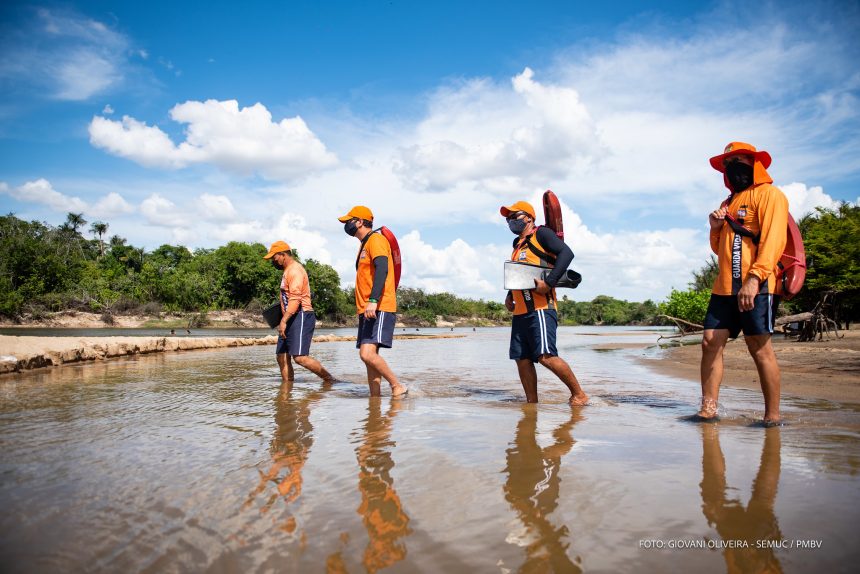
[364,255,389,319]
[709,206,727,255]
[534,227,574,293]
[278,268,303,335]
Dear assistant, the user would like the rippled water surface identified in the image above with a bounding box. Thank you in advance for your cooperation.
[1,327,859,573]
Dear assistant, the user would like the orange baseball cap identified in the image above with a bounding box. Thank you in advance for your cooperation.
[500,201,536,219]
[337,205,374,222]
[263,240,291,259]
[709,141,772,172]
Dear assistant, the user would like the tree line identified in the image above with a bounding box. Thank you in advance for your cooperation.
[3,204,853,327]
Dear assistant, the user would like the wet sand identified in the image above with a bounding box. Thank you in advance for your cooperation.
[0,333,464,375]
[642,330,860,404]
[1,327,858,572]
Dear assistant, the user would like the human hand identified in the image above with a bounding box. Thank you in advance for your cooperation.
[533,278,551,295]
[278,320,287,338]
[709,206,727,230]
[737,277,760,312]
[505,292,515,312]
[364,301,378,319]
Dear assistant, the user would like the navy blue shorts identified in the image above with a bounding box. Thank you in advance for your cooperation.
[276,310,316,356]
[510,309,558,362]
[356,311,396,349]
[703,294,779,339]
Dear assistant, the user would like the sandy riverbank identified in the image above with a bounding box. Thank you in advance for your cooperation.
[643,330,860,404]
[0,333,465,375]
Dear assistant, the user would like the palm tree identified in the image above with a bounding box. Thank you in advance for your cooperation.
[90,221,109,257]
[66,212,87,234]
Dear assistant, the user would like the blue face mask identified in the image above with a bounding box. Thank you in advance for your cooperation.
[508,218,527,235]
[344,220,359,236]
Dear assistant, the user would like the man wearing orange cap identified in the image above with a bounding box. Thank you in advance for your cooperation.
[337,206,407,398]
[263,241,333,386]
[500,200,588,406]
[699,142,789,425]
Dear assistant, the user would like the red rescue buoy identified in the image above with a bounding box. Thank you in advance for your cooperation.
[542,190,564,239]
[379,226,402,289]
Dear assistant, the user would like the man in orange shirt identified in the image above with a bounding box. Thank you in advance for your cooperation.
[263,241,333,386]
[699,142,789,425]
[501,200,588,406]
[337,206,407,397]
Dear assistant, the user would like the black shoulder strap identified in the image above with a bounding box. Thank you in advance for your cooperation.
[526,228,557,265]
[722,195,761,245]
[355,229,378,270]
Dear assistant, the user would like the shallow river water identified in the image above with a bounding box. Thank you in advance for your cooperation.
[1,327,858,573]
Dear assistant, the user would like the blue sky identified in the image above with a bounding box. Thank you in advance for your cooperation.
[1,0,858,302]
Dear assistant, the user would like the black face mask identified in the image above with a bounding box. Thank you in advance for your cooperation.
[508,218,528,235]
[344,220,359,237]
[271,259,284,271]
[725,161,753,193]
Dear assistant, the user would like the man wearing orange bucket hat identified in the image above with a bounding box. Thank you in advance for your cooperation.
[698,142,789,425]
[338,206,407,398]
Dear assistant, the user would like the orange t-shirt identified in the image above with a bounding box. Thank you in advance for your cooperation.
[355,232,397,314]
[281,261,313,316]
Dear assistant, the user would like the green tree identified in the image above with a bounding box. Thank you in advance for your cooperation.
[90,221,109,257]
[793,203,860,322]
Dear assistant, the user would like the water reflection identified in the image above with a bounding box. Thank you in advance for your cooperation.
[503,405,583,573]
[243,381,329,535]
[352,398,412,573]
[700,424,783,573]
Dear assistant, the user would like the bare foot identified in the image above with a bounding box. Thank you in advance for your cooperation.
[391,384,408,398]
[696,397,719,419]
[569,392,589,406]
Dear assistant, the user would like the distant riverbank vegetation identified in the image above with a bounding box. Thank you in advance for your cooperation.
[3,206,854,328]
[0,213,659,327]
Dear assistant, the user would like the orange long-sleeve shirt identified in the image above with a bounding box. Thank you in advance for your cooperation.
[710,182,789,296]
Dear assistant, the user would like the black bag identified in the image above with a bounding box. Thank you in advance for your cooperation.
[262,303,283,328]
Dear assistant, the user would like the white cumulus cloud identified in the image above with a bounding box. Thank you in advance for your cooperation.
[89,99,338,180]
[198,193,238,222]
[779,182,839,217]
[397,67,600,191]
[1,178,87,212]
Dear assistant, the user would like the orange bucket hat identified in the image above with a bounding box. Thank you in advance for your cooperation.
[263,240,291,259]
[709,141,772,172]
[499,201,536,219]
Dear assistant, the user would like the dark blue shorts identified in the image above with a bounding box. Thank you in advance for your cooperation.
[703,294,779,339]
[276,310,316,356]
[510,309,558,362]
[356,311,396,349]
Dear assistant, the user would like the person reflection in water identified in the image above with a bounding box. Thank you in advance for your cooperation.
[700,424,783,573]
[243,380,330,534]
[503,405,582,573]
[353,398,412,573]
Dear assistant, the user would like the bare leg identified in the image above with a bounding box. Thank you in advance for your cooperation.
[537,354,589,405]
[516,359,538,403]
[699,329,729,418]
[292,355,334,382]
[359,343,407,397]
[277,353,294,385]
[365,360,382,397]
[744,334,781,422]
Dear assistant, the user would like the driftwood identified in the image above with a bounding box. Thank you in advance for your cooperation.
[775,312,813,326]
[798,292,843,342]
[658,314,703,340]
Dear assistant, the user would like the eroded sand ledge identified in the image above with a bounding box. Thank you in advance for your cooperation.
[0,333,464,375]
